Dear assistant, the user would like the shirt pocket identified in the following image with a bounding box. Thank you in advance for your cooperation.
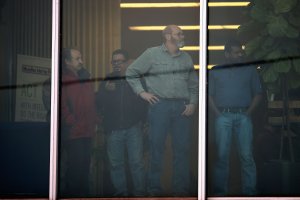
[151,61,171,76]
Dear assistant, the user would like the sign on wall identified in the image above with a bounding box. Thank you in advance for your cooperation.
[15,55,51,122]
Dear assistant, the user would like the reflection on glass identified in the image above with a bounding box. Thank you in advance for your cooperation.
[207,0,300,197]
[59,0,199,198]
[0,0,52,198]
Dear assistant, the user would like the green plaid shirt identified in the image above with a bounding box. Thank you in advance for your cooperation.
[126,44,199,104]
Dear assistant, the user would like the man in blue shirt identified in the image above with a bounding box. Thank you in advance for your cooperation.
[209,39,262,196]
[126,25,199,196]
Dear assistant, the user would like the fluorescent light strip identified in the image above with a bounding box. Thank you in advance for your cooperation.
[194,65,215,69]
[208,1,250,7]
[181,46,224,51]
[129,25,240,31]
[181,46,200,51]
[120,2,250,8]
[208,65,215,69]
[209,25,240,30]
[181,45,245,51]
[208,2,250,6]
[130,25,198,31]
[121,3,200,8]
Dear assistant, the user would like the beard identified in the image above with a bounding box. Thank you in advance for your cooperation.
[176,40,185,48]
[171,36,185,48]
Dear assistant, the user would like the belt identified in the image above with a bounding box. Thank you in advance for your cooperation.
[159,97,188,101]
[219,107,248,113]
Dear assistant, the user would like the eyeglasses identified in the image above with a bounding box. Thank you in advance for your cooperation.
[172,32,184,37]
[111,59,126,65]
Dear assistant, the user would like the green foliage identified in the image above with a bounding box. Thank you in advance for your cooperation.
[238,0,300,91]
[262,66,279,83]
[273,0,297,14]
[292,58,300,73]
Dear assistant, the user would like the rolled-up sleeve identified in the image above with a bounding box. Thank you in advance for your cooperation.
[126,49,153,95]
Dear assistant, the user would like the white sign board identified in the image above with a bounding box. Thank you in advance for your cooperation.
[15,55,51,122]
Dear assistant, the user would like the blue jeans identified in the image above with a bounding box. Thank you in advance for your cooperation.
[147,99,191,196]
[213,112,256,196]
[106,123,145,196]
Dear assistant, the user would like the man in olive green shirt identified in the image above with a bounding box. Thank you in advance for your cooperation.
[126,25,198,196]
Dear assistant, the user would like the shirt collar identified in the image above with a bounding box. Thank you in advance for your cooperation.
[161,43,182,57]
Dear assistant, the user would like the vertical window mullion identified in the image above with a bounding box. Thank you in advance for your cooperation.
[49,0,60,199]
[199,0,208,199]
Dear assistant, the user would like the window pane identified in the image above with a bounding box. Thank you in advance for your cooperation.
[58,0,199,198]
[0,0,52,198]
[207,0,300,197]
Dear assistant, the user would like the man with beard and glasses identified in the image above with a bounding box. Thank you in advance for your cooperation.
[126,25,199,196]
[209,39,262,196]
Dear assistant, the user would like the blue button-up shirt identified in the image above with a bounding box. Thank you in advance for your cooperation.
[209,65,262,107]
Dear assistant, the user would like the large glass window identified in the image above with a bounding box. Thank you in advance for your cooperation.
[2,0,300,199]
[57,0,199,198]
[207,0,300,198]
[0,0,52,198]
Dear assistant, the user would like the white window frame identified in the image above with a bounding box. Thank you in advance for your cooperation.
[48,0,300,199]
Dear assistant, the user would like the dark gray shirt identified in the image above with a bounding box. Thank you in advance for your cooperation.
[209,65,262,107]
[126,44,199,104]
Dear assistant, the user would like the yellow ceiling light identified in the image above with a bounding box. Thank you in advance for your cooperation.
[208,46,224,50]
[181,46,200,51]
[208,65,215,69]
[208,2,250,7]
[129,26,199,31]
[181,46,223,51]
[193,65,216,69]
[120,2,250,8]
[120,3,199,8]
[208,25,240,30]
[129,25,240,31]
[181,45,245,51]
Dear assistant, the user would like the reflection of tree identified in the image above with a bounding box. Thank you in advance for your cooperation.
[238,0,300,163]
[238,0,300,93]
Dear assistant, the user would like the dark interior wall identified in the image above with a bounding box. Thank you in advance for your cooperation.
[0,0,52,121]
[0,0,52,197]
[121,0,199,63]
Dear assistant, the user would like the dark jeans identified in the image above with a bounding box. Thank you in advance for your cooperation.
[147,99,191,196]
[63,137,92,197]
[213,112,256,196]
[106,123,145,196]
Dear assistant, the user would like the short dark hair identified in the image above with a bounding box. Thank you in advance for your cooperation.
[224,39,242,53]
[62,48,74,61]
[112,49,129,61]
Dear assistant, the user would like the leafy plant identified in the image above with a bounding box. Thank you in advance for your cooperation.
[238,0,300,93]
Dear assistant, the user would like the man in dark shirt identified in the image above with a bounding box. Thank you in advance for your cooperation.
[96,49,147,196]
[209,39,262,196]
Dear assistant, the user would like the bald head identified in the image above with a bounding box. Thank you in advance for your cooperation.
[162,25,185,49]
[162,25,180,41]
